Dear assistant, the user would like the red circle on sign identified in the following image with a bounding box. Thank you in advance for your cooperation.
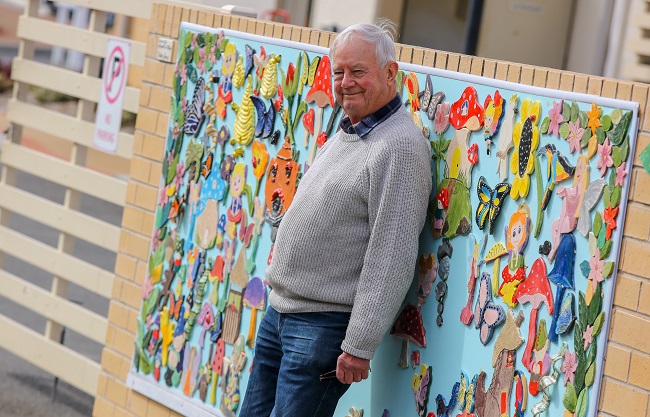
[104,45,126,104]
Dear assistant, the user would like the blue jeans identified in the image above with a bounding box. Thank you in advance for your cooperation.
[239,306,352,417]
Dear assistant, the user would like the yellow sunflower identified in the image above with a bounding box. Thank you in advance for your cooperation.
[510,98,541,199]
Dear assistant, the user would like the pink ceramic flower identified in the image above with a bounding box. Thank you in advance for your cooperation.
[567,120,584,154]
[561,349,578,386]
[158,184,170,206]
[588,248,605,285]
[615,164,627,187]
[597,138,613,177]
[582,324,594,351]
[548,100,564,137]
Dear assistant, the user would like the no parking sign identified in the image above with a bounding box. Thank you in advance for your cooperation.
[93,38,130,153]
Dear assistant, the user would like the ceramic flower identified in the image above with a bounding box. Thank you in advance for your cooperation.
[173,161,186,190]
[588,248,605,285]
[547,100,564,137]
[587,102,602,134]
[603,205,619,240]
[561,349,578,386]
[158,184,170,206]
[582,324,594,351]
[616,164,627,187]
[510,99,541,199]
[567,120,584,154]
[434,102,451,135]
[597,138,613,177]
[221,155,235,182]
[251,140,269,180]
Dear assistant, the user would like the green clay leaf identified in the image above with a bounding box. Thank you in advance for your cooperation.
[611,108,622,124]
[593,311,605,337]
[593,211,603,237]
[571,101,580,122]
[219,38,229,53]
[612,147,623,167]
[601,114,612,131]
[559,122,571,139]
[541,117,550,134]
[603,187,611,207]
[575,359,586,393]
[581,128,592,148]
[598,222,607,248]
[588,339,598,364]
[576,388,588,417]
[578,292,588,325]
[600,240,613,259]
[587,283,602,324]
[579,111,588,129]
[612,186,622,207]
[580,260,591,278]
[184,31,193,48]
[621,136,630,162]
[609,110,632,145]
[596,126,606,144]
[585,361,596,387]
[563,101,572,120]
[603,261,614,278]
[563,382,577,413]
[609,169,617,188]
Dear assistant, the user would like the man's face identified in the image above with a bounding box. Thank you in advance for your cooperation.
[332,36,397,125]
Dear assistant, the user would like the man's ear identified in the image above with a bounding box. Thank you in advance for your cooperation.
[386,61,398,84]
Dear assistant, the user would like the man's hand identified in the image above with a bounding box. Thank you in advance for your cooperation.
[336,352,370,384]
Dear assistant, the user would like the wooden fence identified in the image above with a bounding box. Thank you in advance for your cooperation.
[0,0,151,396]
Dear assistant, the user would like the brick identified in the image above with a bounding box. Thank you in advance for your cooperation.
[632,83,650,132]
[97,373,108,397]
[134,183,158,212]
[604,344,631,382]
[147,399,172,417]
[121,205,144,234]
[588,77,603,96]
[112,325,137,358]
[546,70,560,90]
[113,406,131,417]
[129,157,151,184]
[411,47,423,65]
[639,281,650,316]
[126,309,140,335]
[155,4,166,35]
[610,309,650,353]
[495,62,508,81]
[532,69,546,88]
[624,202,650,240]
[423,50,435,67]
[105,377,128,408]
[101,348,127,379]
[155,113,170,138]
[221,15,231,30]
[92,395,116,417]
[601,378,648,417]
[573,74,588,94]
[617,82,633,101]
[143,59,165,85]
[132,132,144,157]
[141,134,166,162]
[434,53,447,70]
[148,86,171,113]
[602,79,617,99]
[399,46,413,63]
[634,133,650,168]
[126,389,149,416]
[447,54,460,72]
[620,237,650,278]
[134,108,158,135]
[126,181,137,206]
[629,351,650,390]
[267,23,277,38]
[213,13,223,29]
[111,277,124,302]
[506,65,520,83]
[148,162,163,187]
[146,35,157,59]
[290,27,301,42]
[613,273,641,310]
[197,9,207,27]
[520,66,534,85]
[141,212,155,237]
[115,252,137,281]
[470,58,483,76]
[108,301,130,329]
[483,59,496,79]
[633,168,650,205]
[139,84,152,108]
[119,230,150,261]
[559,72,574,92]
[300,27,310,43]
[135,261,148,286]
[121,279,144,311]
[458,55,472,74]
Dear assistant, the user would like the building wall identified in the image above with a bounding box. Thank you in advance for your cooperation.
[95,3,650,416]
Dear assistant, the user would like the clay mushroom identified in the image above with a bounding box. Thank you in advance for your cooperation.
[243,276,266,348]
[305,55,334,165]
[446,87,484,182]
[302,108,315,149]
[513,257,553,373]
[390,305,426,368]
[547,233,576,343]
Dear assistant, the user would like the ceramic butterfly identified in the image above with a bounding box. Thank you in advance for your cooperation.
[435,381,460,417]
[420,74,445,121]
[169,294,185,320]
[244,44,255,77]
[476,176,511,235]
[250,96,276,138]
[239,210,255,247]
[473,272,505,345]
[457,371,477,415]
[201,152,214,179]
[412,364,432,417]
[184,77,206,136]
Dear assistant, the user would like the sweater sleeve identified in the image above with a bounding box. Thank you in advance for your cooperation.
[340,136,432,359]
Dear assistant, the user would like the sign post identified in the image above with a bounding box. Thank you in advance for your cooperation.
[93,38,130,154]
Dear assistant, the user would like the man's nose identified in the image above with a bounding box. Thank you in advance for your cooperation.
[341,72,354,88]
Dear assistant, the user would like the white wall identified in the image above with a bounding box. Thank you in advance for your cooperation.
[309,0,377,31]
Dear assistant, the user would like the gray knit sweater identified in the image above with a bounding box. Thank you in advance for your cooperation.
[266,107,432,360]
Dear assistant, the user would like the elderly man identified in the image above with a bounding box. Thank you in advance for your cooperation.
[239,19,432,417]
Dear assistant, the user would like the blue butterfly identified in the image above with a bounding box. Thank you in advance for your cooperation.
[245,44,255,77]
[184,77,206,136]
[476,176,510,235]
[251,96,276,138]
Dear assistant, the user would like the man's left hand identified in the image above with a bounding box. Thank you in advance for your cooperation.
[336,352,370,384]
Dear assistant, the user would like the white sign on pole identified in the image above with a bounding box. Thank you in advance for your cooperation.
[93,38,130,154]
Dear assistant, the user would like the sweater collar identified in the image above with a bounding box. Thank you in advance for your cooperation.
[339,94,402,138]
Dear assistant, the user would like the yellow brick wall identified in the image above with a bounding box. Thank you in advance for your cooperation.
[95,3,650,416]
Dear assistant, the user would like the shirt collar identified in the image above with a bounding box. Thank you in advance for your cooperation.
[339,94,402,138]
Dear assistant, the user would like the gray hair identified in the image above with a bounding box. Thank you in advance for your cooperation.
[330,18,398,67]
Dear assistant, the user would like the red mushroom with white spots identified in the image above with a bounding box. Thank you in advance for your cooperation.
[390,305,426,368]
[305,55,335,166]
[446,86,485,181]
[302,108,315,149]
[513,257,554,373]
[437,187,449,209]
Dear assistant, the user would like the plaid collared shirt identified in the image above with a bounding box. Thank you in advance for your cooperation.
[339,94,402,138]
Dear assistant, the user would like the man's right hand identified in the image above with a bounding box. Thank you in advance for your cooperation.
[336,352,370,384]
